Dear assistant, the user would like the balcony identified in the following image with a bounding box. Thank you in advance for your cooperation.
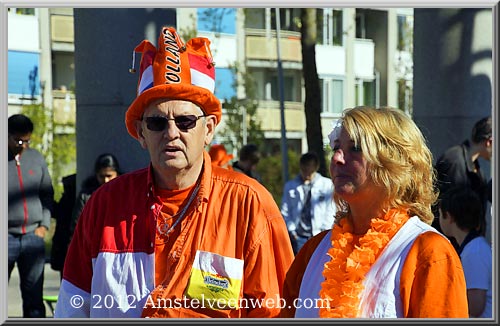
[353,38,375,79]
[52,90,76,125]
[51,14,75,51]
[245,29,302,63]
[256,100,304,132]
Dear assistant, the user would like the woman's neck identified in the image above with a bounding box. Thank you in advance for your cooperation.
[349,206,385,235]
[348,189,387,235]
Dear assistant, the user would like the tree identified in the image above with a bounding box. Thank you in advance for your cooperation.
[219,63,265,152]
[178,13,198,41]
[21,104,76,200]
[197,8,235,37]
[395,15,414,116]
[300,8,327,176]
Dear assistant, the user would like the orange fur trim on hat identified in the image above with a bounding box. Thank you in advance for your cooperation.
[126,26,221,139]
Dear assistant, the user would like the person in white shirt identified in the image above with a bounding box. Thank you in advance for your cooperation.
[281,152,335,254]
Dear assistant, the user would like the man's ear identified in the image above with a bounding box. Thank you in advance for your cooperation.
[444,211,456,224]
[204,115,217,146]
[486,137,493,148]
[134,120,147,149]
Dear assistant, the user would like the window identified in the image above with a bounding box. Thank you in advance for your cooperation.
[270,74,299,102]
[398,79,413,115]
[248,68,301,103]
[355,11,366,39]
[331,10,343,46]
[397,15,413,52]
[317,9,343,46]
[363,80,376,106]
[355,79,376,107]
[320,78,344,114]
[244,8,266,29]
[8,8,35,15]
[52,52,75,91]
[271,8,301,32]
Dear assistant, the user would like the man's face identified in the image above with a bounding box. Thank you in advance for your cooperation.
[482,137,493,161]
[135,100,216,185]
[300,161,318,183]
[8,133,31,156]
[438,207,452,238]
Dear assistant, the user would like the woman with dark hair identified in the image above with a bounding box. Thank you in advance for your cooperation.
[69,153,121,235]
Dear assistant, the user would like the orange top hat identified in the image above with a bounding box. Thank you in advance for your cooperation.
[126,26,221,139]
[209,144,234,167]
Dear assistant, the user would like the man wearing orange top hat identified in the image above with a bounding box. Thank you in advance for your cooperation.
[208,144,234,170]
[55,26,294,318]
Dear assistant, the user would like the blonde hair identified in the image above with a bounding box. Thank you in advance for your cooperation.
[332,106,438,224]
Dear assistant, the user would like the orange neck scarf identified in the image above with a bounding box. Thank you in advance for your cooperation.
[319,208,410,318]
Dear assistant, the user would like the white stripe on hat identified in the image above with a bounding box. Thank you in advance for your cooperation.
[138,65,154,95]
[190,68,215,93]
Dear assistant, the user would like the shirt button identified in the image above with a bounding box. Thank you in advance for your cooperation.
[150,205,155,210]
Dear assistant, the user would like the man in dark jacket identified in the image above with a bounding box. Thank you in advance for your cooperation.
[232,143,263,183]
[8,114,54,318]
[433,116,492,240]
[50,173,76,279]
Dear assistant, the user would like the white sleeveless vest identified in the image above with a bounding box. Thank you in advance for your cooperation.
[295,216,438,318]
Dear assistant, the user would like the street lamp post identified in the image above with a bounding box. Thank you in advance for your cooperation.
[275,8,289,183]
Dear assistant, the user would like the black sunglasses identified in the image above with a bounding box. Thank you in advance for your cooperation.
[143,115,205,132]
[9,135,31,146]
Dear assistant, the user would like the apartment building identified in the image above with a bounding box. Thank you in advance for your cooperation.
[188,8,414,154]
[8,7,413,156]
[7,8,76,129]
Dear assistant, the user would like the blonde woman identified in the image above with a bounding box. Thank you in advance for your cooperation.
[281,106,468,318]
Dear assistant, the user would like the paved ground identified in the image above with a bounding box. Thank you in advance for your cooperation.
[7,262,61,318]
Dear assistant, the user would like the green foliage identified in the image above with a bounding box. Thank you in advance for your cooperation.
[21,104,76,201]
[178,13,198,41]
[51,132,76,199]
[20,104,50,154]
[219,63,265,153]
[198,8,234,36]
[257,150,301,206]
[323,141,333,178]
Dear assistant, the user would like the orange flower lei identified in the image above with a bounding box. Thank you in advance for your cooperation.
[319,208,410,318]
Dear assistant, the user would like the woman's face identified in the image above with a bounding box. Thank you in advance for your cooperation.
[329,127,376,202]
[96,167,118,185]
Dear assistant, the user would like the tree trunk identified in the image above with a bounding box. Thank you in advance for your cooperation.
[300,8,327,176]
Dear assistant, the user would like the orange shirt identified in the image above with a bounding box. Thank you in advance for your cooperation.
[59,152,294,318]
[281,229,468,318]
[141,153,295,318]
[154,183,196,286]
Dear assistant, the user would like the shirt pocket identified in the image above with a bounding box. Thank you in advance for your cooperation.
[185,250,244,310]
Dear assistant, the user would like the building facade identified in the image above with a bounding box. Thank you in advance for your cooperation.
[8,8,76,128]
[184,8,414,155]
[8,7,413,157]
